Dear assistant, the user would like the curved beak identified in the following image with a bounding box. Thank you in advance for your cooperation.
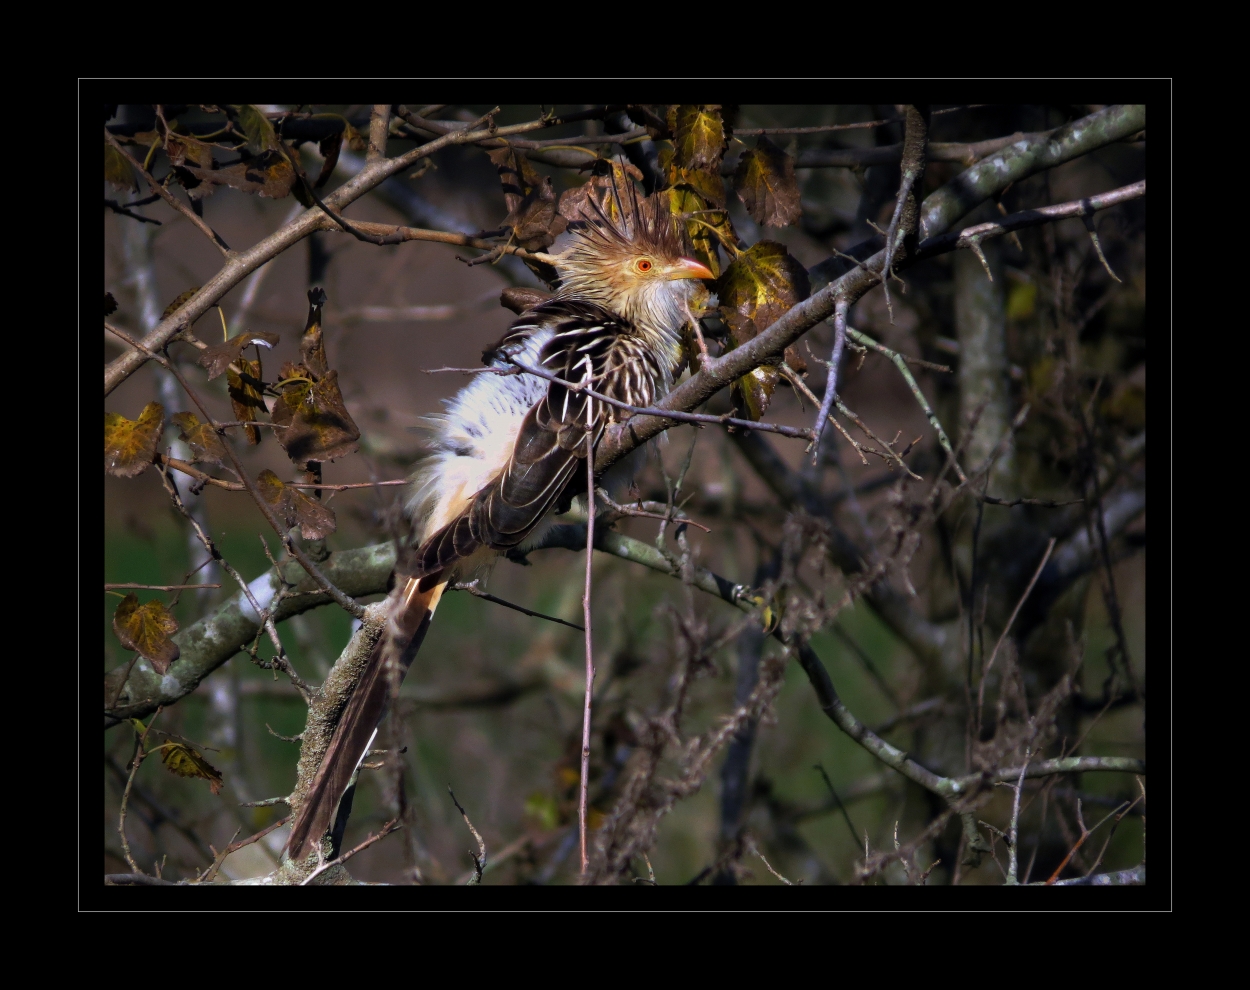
[667,256,716,281]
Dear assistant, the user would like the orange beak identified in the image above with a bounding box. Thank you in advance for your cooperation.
[667,256,715,281]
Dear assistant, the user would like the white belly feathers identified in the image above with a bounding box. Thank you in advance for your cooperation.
[406,329,553,547]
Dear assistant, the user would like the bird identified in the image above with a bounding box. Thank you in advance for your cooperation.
[286,182,715,862]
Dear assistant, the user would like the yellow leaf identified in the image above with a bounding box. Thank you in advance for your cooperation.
[1006,281,1038,322]
[667,105,726,172]
[104,142,136,191]
[113,593,180,673]
[160,742,223,794]
[104,402,164,477]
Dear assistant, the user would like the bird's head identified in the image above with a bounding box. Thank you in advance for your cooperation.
[553,185,714,343]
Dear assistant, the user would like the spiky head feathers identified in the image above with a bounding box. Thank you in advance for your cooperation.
[554,180,713,343]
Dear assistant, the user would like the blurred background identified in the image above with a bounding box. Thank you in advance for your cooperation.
[103,104,1146,885]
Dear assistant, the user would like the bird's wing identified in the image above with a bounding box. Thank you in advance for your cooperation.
[413,300,626,575]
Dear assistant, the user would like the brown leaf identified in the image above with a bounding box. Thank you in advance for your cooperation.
[257,469,337,539]
[734,136,801,227]
[198,330,280,381]
[113,593,180,674]
[164,133,214,170]
[271,369,360,468]
[316,132,342,188]
[626,105,670,140]
[160,742,223,794]
[171,411,227,467]
[301,287,328,378]
[483,147,568,251]
[504,177,568,251]
[104,142,137,192]
[105,402,164,477]
[783,345,808,376]
[181,149,296,199]
[557,160,644,225]
[227,358,266,446]
[667,105,727,172]
[487,146,545,214]
[162,287,200,321]
[104,292,117,317]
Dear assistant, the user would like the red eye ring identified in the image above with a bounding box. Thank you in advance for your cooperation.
[637,259,652,272]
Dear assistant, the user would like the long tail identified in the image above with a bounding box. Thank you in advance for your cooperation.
[286,572,447,862]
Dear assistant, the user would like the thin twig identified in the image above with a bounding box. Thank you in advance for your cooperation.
[580,431,596,878]
[448,787,486,884]
[809,298,848,460]
[118,710,161,875]
[509,358,815,443]
[449,580,584,631]
[881,168,919,323]
[105,129,230,255]
[977,539,1057,732]
[846,327,963,482]
[1005,751,1029,884]
[300,818,403,885]
[594,488,711,533]
[105,583,221,591]
[154,458,313,700]
[917,180,1145,260]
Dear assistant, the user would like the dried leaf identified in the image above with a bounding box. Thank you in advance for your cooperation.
[104,292,117,317]
[227,358,266,446]
[257,469,337,539]
[105,402,164,477]
[171,411,227,467]
[506,178,569,251]
[736,365,780,420]
[344,123,367,152]
[113,593,180,674]
[271,369,360,467]
[198,330,280,381]
[718,240,811,342]
[162,287,200,321]
[667,105,727,172]
[625,104,670,140]
[718,242,809,420]
[164,133,214,170]
[160,742,223,794]
[734,136,801,227]
[301,287,328,378]
[480,147,568,251]
[104,142,137,192]
[235,104,279,153]
[487,146,545,214]
[315,132,342,188]
[557,160,643,225]
[181,149,296,199]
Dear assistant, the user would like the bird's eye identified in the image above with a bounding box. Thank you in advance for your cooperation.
[636,258,653,273]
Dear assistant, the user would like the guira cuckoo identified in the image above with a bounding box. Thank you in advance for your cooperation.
[286,184,715,861]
